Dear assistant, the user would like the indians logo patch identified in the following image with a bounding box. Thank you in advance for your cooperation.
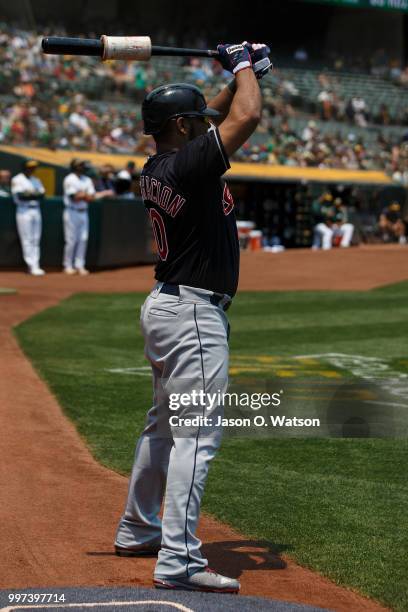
[222,183,234,216]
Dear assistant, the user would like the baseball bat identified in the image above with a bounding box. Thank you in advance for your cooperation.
[41,36,220,61]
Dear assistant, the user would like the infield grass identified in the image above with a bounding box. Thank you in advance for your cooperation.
[15,282,408,611]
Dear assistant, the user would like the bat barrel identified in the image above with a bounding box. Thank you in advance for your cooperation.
[42,37,103,57]
[151,45,219,59]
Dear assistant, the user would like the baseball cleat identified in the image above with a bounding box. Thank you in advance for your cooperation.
[77,267,90,276]
[115,543,161,557]
[64,267,76,275]
[30,268,45,276]
[154,567,240,593]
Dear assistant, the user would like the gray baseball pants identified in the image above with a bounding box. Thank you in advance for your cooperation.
[115,283,230,578]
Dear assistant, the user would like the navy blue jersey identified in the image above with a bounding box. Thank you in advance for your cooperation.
[140,126,239,297]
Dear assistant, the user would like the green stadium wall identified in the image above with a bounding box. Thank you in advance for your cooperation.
[0,197,156,270]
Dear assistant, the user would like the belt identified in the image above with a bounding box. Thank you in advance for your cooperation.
[160,282,231,311]
[66,206,87,212]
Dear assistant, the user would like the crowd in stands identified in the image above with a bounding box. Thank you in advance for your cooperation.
[230,115,408,179]
[293,45,408,87]
[327,48,408,88]
[0,24,408,182]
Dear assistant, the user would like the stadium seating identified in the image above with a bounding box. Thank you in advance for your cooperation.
[0,26,407,176]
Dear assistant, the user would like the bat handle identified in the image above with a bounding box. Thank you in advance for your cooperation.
[151,46,220,59]
[42,37,103,56]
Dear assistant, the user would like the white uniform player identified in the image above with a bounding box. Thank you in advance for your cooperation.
[11,160,46,276]
[63,159,95,275]
[312,197,354,250]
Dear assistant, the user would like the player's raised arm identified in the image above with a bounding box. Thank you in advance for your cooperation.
[206,85,235,125]
[207,42,271,126]
[214,42,266,156]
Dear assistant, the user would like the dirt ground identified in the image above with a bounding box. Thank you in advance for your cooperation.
[2,245,404,611]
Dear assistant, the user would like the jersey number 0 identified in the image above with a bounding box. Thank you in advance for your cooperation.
[149,208,169,261]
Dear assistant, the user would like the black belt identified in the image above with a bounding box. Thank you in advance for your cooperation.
[160,283,231,311]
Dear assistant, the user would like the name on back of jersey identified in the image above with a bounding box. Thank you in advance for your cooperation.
[140,175,186,218]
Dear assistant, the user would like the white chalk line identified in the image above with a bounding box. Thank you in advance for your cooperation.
[105,354,408,405]
[363,400,408,409]
[105,366,151,377]
[294,352,408,404]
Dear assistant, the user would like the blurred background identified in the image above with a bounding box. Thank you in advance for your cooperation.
[0,0,407,268]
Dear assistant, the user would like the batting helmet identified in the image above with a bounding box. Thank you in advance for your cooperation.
[142,83,220,135]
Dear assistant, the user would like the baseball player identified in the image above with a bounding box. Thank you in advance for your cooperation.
[379,201,407,245]
[115,42,270,594]
[0,169,11,197]
[11,160,46,276]
[332,197,354,247]
[62,159,95,275]
[312,193,354,250]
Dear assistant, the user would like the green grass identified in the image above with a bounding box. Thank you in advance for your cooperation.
[15,283,408,611]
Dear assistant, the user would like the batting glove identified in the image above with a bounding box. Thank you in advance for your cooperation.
[217,43,252,75]
[243,42,272,79]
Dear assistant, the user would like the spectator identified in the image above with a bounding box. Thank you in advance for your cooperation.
[392,162,408,186]
[317,89,334,121]
[133,65,148,99]
[281,79,299,100]
[370,48,389,78]
[350,96,368,127]
[332,53,345,72]
[69,104,91,135]
[294,47,308,63]
[331,92,346,121]
[0,169,11,197]
[187,58,211,84]
[389,59,402,83]
[301,120,317,142]
[399,67,408,88]
[378,201,407,245]
[376,104,391,126]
